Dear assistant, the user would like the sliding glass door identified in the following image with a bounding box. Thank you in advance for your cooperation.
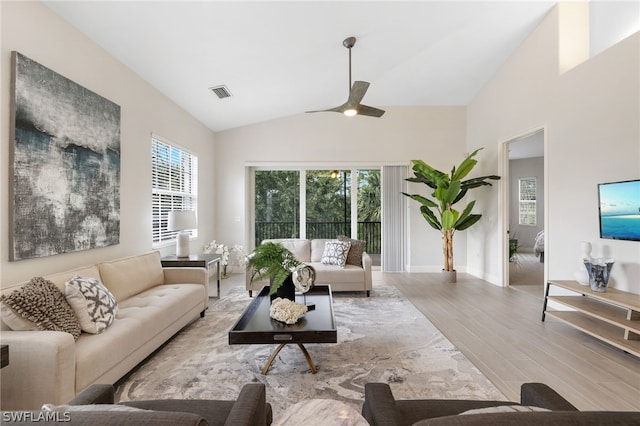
[357,169,381,256]
[253,167,381,263]
[254,170,299,246]
[306,170,351,239]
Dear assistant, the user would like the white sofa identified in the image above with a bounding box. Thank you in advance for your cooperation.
[0,251,208,410]
[246,238,372,297]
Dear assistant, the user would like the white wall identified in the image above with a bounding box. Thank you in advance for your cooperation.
[0,2,216,288]
[214,106,469,272]
[467,6,639,293]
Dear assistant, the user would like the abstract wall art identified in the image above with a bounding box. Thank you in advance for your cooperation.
[10,52,121,261]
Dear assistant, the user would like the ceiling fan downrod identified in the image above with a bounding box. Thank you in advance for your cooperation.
[343,36,356,93]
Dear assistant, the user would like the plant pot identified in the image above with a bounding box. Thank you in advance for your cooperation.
[441,270,457,283]
[270,274,296,302]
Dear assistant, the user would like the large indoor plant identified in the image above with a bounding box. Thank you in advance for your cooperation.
[402,148,500,282]
[246,242,301,297]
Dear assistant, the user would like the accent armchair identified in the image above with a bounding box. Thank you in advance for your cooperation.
[362,382,640,425]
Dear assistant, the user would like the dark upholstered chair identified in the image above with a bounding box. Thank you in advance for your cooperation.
[1,383,272,425]
[362,382,640,426]
[71,383,272,426]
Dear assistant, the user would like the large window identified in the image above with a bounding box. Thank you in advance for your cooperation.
[152,136,198,245]
[254,170,300,242]
[306,170,351,239]
[253,168,381,256]
[518,177,537,226]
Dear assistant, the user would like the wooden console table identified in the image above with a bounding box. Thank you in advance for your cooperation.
[543,280,640,358]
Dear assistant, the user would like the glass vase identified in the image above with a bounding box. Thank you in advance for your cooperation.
[583,258,614,292]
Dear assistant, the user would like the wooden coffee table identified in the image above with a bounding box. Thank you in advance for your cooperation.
[228,285,337,374]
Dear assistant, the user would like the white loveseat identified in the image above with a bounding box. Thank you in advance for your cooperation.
[246,238,372,297]
[0,251,208,410]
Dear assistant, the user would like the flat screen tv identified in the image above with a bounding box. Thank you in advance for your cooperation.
[598,179,640,241]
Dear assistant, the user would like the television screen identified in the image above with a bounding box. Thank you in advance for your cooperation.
[598,179,640,241]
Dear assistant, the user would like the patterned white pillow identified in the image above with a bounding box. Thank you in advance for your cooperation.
[321,240,351,268]
[65,276,118,334]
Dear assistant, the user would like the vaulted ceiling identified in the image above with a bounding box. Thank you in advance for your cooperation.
[44,1,555,132]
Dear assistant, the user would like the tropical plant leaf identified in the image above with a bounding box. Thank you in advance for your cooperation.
[455,200,476,225]
[452,188,468,204]
[461,175,501,190]
[401,192,438,208]
[456,214,482,231]
[406,175,436,189]
[420,206,441,230]
[452,148,482,181]
[444,180,461,205]
[442,209,459,230]
[412,161,448,186]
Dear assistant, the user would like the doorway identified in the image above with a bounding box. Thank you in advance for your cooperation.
[501,128,547,294]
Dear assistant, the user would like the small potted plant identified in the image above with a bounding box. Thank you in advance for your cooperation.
[246,242,301,299]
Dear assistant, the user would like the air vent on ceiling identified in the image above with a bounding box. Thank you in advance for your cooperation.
[209,85,232,99]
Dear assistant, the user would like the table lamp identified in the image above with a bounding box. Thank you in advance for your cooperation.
[168,210,197,257]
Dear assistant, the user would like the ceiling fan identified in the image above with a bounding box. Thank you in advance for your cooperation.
[306,36,385,118]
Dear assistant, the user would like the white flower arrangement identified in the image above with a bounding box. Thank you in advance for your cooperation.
[203,240,248,268]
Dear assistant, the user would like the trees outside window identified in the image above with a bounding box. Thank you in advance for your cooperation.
[253,168,381,254]
[254,170,300,244]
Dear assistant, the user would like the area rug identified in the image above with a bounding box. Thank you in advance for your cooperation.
[115,284,506,418]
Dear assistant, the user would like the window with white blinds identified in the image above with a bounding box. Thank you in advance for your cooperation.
[518,177,536,226]
[152,136,198,245]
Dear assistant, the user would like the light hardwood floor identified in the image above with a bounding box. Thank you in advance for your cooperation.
[386,271,640,411]
[221,270,639,411]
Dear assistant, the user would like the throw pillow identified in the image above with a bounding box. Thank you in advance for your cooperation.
[0,277,81,339]
[65,276,118,334]
[321,240,351,268]
[459,405,550,415]
[337,235,367,266]
[0,302,38,331]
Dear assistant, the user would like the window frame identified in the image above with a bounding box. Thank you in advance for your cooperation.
[151,135,198,246]
[518,176,537,226]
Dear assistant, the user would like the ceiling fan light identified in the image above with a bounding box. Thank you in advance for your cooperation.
[344,108,358,117]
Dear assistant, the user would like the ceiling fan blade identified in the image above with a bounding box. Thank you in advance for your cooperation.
[305,105,346,114]
[348,81,370,105]
[357,104,386,118]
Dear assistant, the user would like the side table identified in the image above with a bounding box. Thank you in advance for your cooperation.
[161,254,221,298]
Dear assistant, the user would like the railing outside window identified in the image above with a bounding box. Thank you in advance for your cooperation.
[255,221,381,254]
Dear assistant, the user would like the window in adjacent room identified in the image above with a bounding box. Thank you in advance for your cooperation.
[518,177,537,226]
[152,136,198,245]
